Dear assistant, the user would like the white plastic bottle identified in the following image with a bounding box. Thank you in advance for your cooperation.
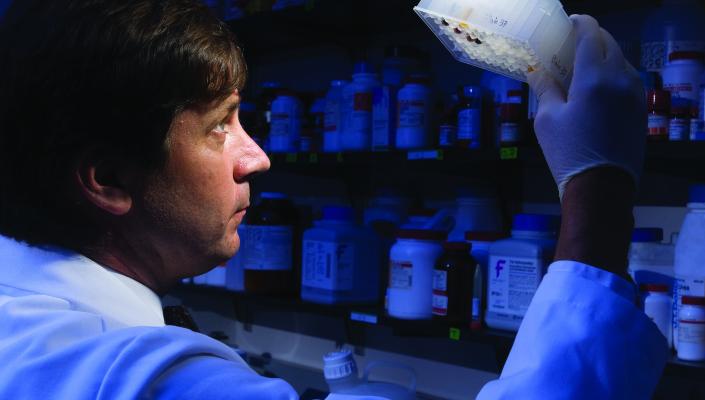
[677,296,705,361]
[269,91,302,153]
[324,80,348,153]
[448,190,503,242]
[388,229,446,320]
[642,284,674,348]
[341,63,380,151]
[662,51,705,104]
[486,214,559,331]
[323,349,417,400]
[673,184,705,349]
[628,228,675,288]
[301,206,380,304]
[396,76,432,150]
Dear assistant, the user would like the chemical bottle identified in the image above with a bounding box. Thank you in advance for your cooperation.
[255,81,282,151]
[438,92,460,148]
[486,214,559,331]
[663,51,705,105]
[448,189,503,242]
[669,99,691,141]
[269,90,303,153]
[301,97,325,152]
[641,0,705,73]
[372,46,417,151]
[323,349,417,400]
[388,229,446,320]
[324,80,348,153]
[241,192,300,295]
[628,228,675,289]
[225,243,245,292]
[498,92,524,147]
[432,242,476,323]
[342,62,380,151]
[641,284,673,348]
[677,296,705,361]
[301,206,381,304]
[457,86,483,149]
[673,184,705,349]
[648,89,671,141]
[396,75,433,150]
[465,231,507,331]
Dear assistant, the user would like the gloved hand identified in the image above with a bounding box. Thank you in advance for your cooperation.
[528,15,646,200]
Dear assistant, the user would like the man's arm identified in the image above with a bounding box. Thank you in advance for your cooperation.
[557,167,635,281]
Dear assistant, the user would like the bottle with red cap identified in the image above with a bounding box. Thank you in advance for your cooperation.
[641,284,673,348]
[678,295,705,361]
[388,228,446,320]
[647,89,671,141]
[432,242,476,323]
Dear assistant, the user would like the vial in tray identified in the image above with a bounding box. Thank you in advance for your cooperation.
[414,0,576,88]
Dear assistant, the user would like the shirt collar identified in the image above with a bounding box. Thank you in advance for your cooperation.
[0,235,165,330]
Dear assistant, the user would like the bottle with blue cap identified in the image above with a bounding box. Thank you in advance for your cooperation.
[457,85,483,149]
[341,62,381,151]
[301,206,381,304]
[673,184,705,349]
[486,213,559,331]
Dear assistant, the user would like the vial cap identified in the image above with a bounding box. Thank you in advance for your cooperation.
[689,184,705,203]
[682,296,705,306]
[260,192,288,200]
[640,284,670,293]
[669,51,705,62]
[323,349,358,380]
[322,206,354,221]
[443,241,471,251]
[512,214,560,233]
[464,231,506,242]
[396,229,447,241]
[631,228,664,243]
[261,81,282,89]
[330,80,349,87]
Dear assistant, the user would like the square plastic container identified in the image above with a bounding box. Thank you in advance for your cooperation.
[414,0,576,88]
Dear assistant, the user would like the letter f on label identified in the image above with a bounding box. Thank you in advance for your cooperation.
[495,260,506,278]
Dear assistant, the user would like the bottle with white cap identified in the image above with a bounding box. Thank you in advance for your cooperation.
[673,184,705,349]
[323,349,417,400]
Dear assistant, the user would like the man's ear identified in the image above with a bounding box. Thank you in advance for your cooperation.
[75,153,134,216]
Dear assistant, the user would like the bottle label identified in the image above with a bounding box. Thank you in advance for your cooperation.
[439,125,457,146]
[241,225,293,271]
[487,256,542,317]
[457,108,481,145]
[372,86,397,149]
[432,294,449,316]
[669,119,690,141]
[398,99,428,129]
[354,92,373,112]
[302,240,354,291]
[691,119,704,140]
[390,260,413,289]
[642,41,705,72]
[500,122,521,143]
[673,276,705,347]
[678,320,705,345]
[433,270,448,291]
[648,114,669,137]
[324,99,342,133]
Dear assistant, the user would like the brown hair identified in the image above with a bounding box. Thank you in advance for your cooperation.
[0,0,247,248]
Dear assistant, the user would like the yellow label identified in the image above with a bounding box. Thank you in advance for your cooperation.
[449,328,461,341]
[500,147,518,160]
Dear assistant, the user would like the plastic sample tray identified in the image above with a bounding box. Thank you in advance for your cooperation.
[414,0,576,88]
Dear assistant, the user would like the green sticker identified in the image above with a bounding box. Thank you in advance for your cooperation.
[336,153,344,163]
[309,153,319,163]
[449,327,461,340]
[500,147,518,160]
[285,153,298,163]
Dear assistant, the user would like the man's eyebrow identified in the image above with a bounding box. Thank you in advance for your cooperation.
[225,99,240,114]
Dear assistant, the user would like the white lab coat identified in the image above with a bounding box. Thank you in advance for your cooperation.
[0,235,668,399]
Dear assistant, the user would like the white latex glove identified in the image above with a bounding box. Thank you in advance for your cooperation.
[528,15,647,200]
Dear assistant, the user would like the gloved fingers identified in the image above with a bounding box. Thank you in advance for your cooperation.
[527,69,565,109]
[600,28,626,71]
[570,15,606,77]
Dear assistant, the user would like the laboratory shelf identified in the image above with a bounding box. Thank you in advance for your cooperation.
[172,285,705,376]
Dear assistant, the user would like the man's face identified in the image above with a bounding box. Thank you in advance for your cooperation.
[131,91,269,285]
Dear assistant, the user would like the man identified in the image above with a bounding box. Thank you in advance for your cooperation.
[0,1,666,399]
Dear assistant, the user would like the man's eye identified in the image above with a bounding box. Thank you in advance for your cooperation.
[214,122,228,133]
